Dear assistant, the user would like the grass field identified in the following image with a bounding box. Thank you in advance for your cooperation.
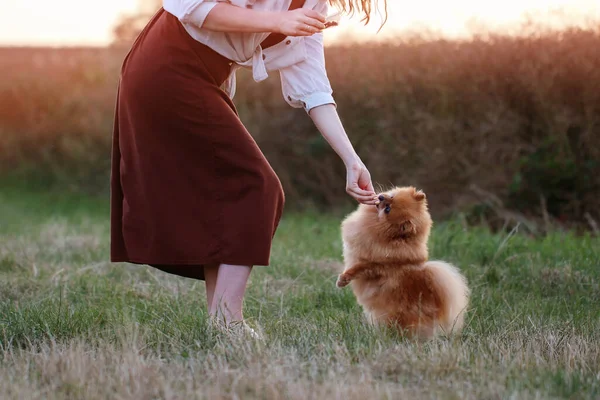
[0,183,599,399]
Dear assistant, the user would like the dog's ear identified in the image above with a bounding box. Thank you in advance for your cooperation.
[399,220,417,235]
[412,188,426,202]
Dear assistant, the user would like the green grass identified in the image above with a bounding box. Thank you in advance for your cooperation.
[0,182,599,399]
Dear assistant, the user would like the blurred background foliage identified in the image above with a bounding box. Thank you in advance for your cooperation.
[0,8,598,235]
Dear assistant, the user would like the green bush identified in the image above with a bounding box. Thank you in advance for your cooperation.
[1,28,599,231]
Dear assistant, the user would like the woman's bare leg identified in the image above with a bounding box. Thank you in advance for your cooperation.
[209,264,252,324]
[204,263,219,311]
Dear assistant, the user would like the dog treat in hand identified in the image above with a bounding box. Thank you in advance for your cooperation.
[324,12,341,29]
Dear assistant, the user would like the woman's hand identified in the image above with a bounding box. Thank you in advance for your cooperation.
[346,162,378,205]
[275,9,326,36]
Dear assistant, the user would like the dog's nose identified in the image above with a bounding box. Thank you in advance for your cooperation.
[378,195,385,201]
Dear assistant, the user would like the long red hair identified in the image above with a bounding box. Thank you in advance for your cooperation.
[329,0,388,27]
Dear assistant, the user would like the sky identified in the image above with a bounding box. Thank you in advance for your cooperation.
[0,0,598,46]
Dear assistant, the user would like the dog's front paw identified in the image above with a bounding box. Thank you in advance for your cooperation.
[336,274,351,288]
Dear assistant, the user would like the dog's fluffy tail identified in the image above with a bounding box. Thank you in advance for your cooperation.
[424,260,470,335]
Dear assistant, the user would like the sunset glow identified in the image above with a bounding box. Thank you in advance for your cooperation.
[326,0,600,43]
[0,0,598,46]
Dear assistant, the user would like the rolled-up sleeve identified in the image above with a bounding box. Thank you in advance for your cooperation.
[279,30,336,113]
[278,1,335,113]
[163,0,218,27]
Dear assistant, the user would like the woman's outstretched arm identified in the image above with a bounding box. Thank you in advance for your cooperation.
[309,104,377,205]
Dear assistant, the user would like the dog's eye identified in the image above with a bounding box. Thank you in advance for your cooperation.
[384,205,391,214]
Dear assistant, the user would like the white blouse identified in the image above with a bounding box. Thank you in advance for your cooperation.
[162,0,336,113]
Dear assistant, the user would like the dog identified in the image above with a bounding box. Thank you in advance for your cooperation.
[337,186,470,340]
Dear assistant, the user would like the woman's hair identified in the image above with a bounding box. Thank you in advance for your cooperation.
[329,0,388,27]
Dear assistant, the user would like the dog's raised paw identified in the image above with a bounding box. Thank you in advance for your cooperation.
[336,274,351,288]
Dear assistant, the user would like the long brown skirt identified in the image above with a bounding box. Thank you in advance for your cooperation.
[110,9,285,280]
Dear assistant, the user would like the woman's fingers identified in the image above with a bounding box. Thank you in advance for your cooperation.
[297,24,315,35]
[295,23,318,36]
[303,9,326,23]
[346,186,378,205]
[350,192,378,205]
[296,10,326,33]
[297,20,325,35]
[301,15,326,30]
[281,10,326,36]
[348,185,375,197]
[355,168,376,195]
[357,171,375,194]
[346,165,377,205]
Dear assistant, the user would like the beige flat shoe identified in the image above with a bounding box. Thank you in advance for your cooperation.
[209,318,264,340]
[230,321,264,340]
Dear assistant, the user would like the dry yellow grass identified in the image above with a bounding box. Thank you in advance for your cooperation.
[2,330,598,400]
[0,186,599,399]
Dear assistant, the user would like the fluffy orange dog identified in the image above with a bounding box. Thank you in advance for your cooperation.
[337,186,470,340]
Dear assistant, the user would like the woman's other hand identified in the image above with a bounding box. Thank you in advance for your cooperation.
[275,9,326,36]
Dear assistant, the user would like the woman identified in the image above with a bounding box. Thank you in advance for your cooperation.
[110,0,381,334]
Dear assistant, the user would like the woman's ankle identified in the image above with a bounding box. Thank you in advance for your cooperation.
[208,263,252,324]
